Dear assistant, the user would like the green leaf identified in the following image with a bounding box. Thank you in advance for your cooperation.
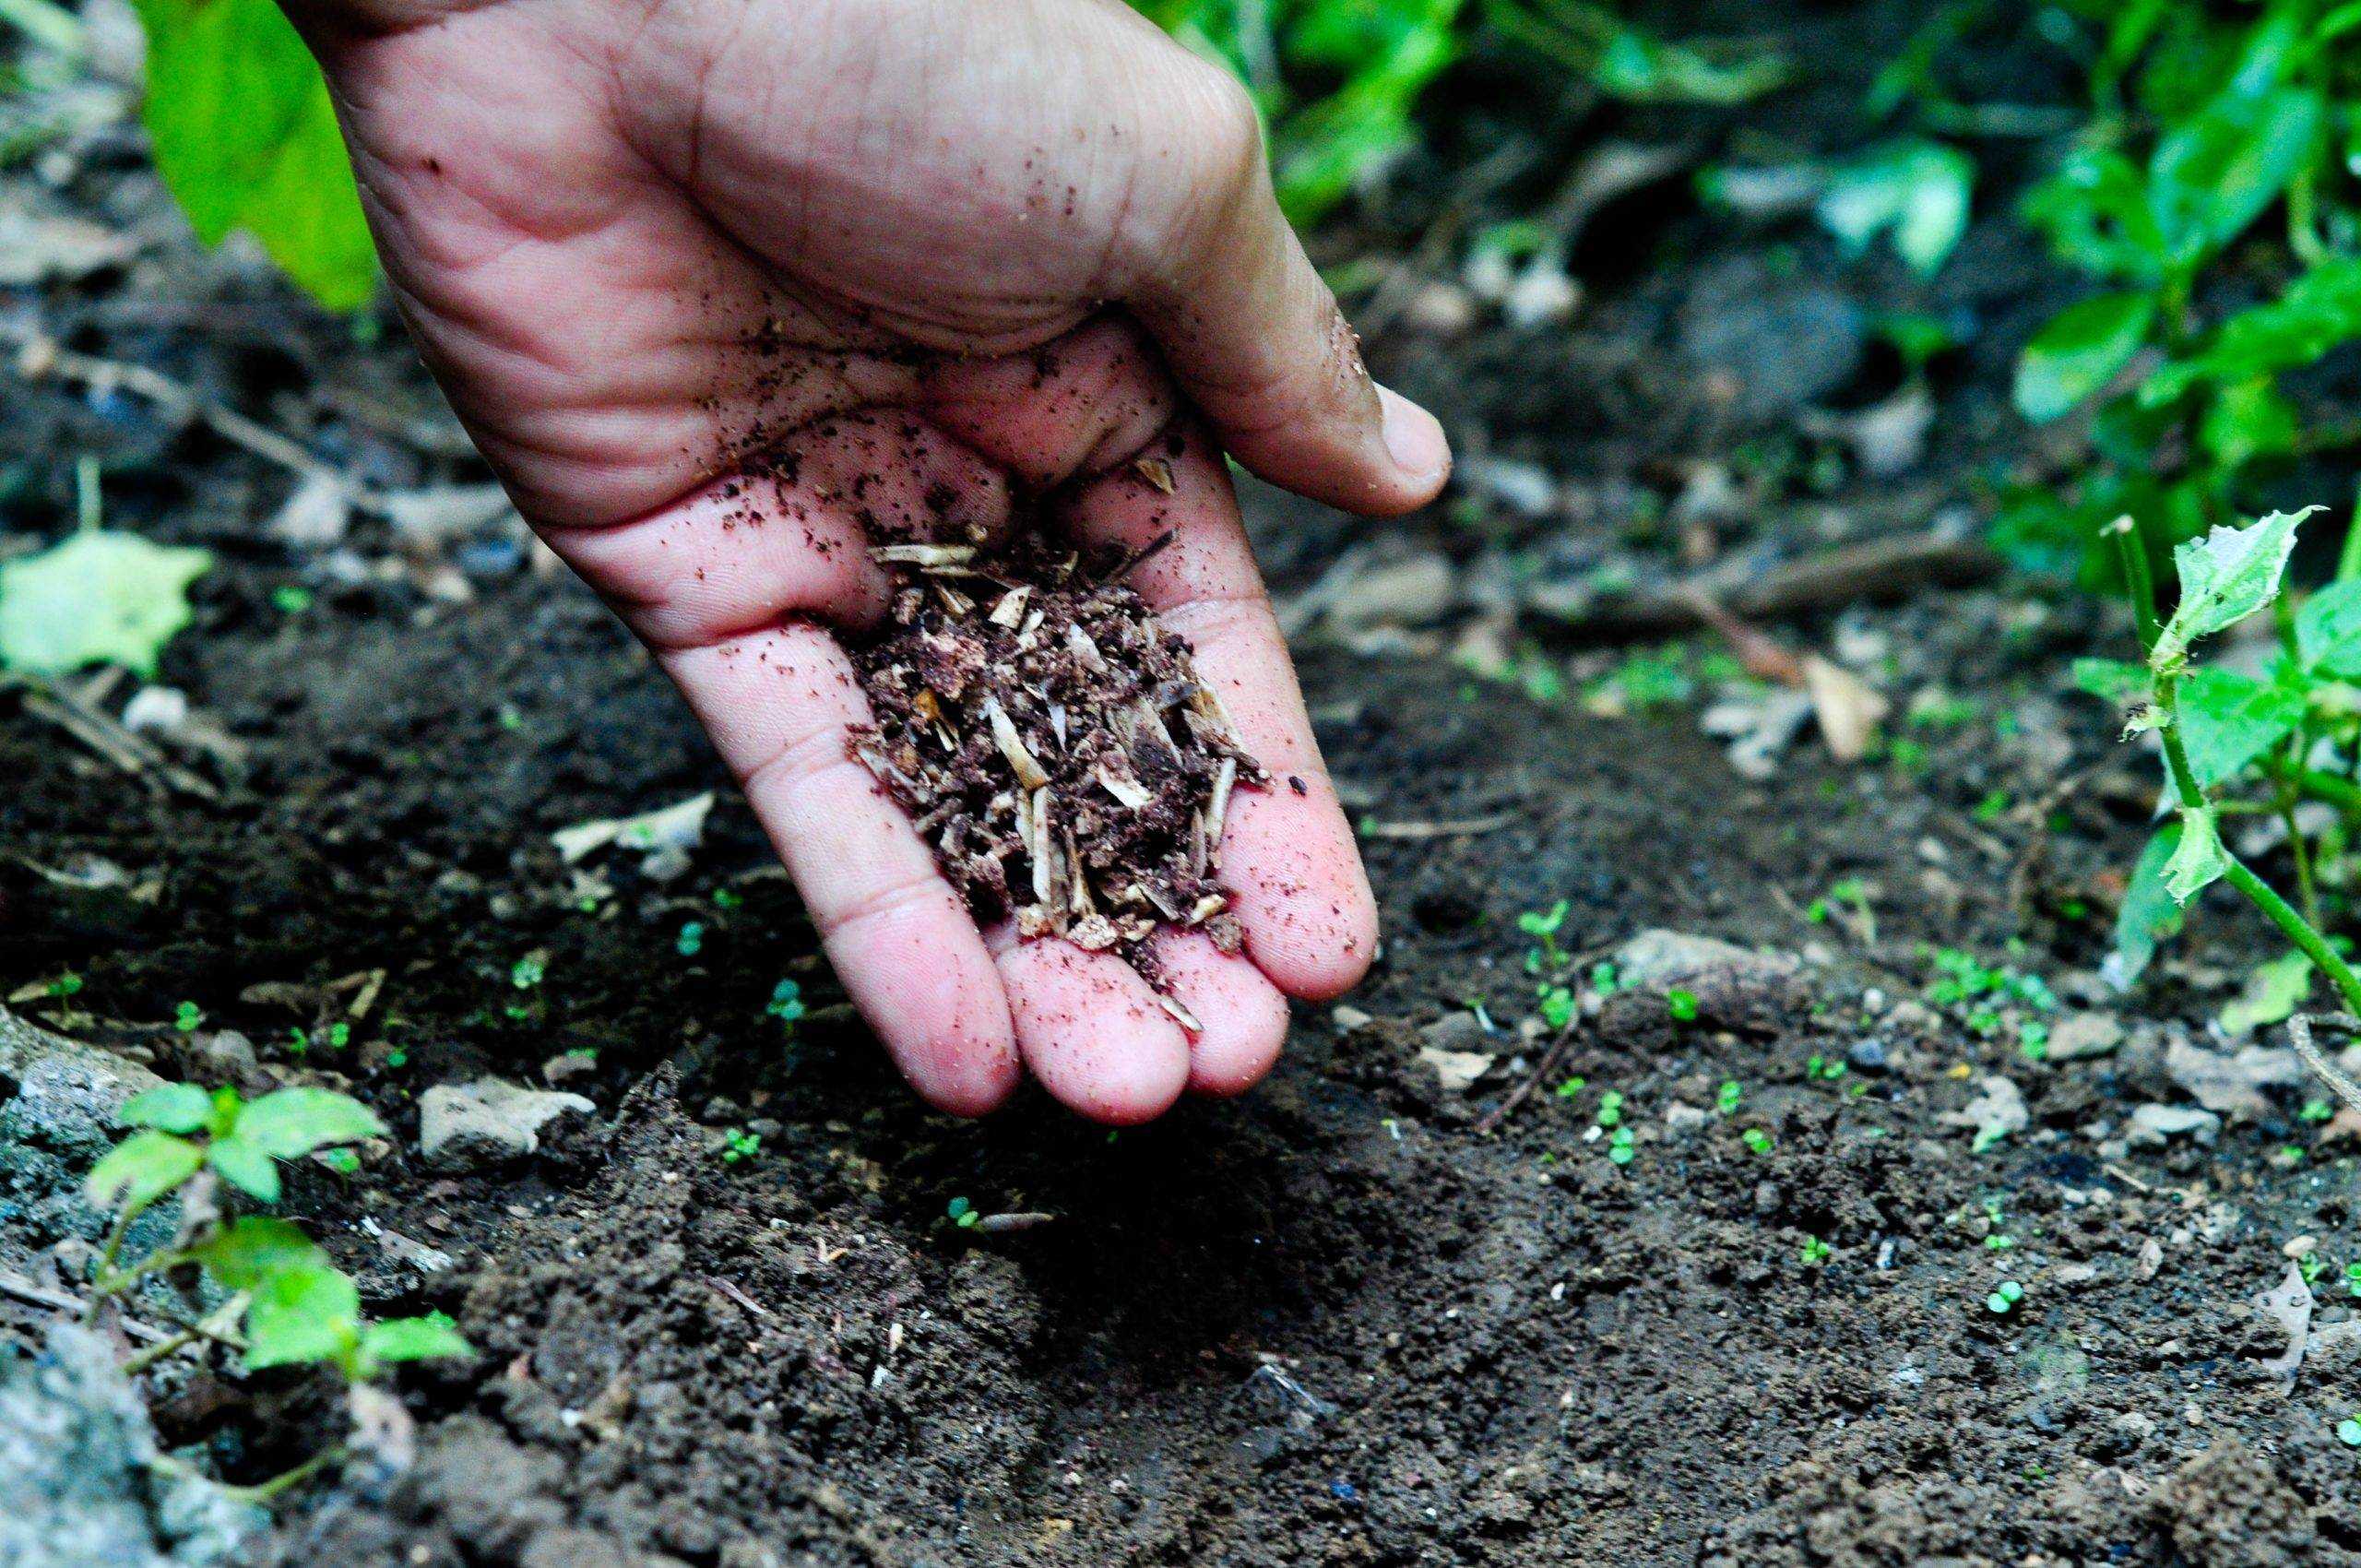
[2071,658,2150,704]
[206,1136,281,1204]
[2148,85,2324,267]
[117,1083,215,1135]
[0,530,211,677]
[2153,508,2316,668]
[84,1131,202,1215]
[1816,139,1975,277]
[129,0,377,309]
[193,1216,328,1290]
[360,1312,473,1366]
[2219,948,2314,1037]
[2177,666,2303,786]
[2012,292,2155,422]
[2142,257,2361,405]
[1590,27,1786,106]
[232,1087,386,1158]
[243,1261,360,1371]
[2105,823,2187,990]
[2163,806,2231,905]
[2197,376,2298,469]
[2296,580,2361,675]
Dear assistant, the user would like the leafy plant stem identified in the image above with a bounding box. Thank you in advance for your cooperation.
[2284,797,2323,930]
[2112,519,2361,1017]
[227,1446,343,1504]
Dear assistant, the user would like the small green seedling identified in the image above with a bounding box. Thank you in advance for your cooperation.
[1800,1235,1832,1265]
[676,921,705,957]
[1985,1279,2025,1314]
[1740,1127,1774,1155]
[510,955,545,990]
[1596,1090,1624,1128]
[173,1001,202,1032]
[2303,1099,2336,1123]
[2339,1416,2361,1448]
[766,979,807,1029]
[81,1081,470,1501]
[1715,1079,1742,1114]
[2301,1252,2328,1286]
[719,1127,760,1164]
[1804,1054,1846,1082]
[1606,1127,1635,1165]
[946,1196,980,1229]
[1517,900,1569,975]
[1551,1075,1587,1099]
[2344,1262,2361,1301]
[1666,989,1700,1022]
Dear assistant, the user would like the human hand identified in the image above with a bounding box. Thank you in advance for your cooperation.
[289,0,1451,1120]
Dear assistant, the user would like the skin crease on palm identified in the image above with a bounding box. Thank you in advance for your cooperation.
[280,0,1453,1122]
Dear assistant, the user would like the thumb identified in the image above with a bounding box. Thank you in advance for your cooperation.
[1122,80,1451,517]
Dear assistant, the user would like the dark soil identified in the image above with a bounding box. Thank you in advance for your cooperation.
[6,2,2361,1564]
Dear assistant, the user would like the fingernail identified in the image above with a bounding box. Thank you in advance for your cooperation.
[1377,385,1450,484]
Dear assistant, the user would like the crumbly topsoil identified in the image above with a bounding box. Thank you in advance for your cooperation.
[847,532,1262,987]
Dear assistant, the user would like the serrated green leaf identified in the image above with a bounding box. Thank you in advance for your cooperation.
[1817,139,1975,277]
[232,1087,386,1158]
[361,1312,473,1367]
[2105,822,2187,990]
[243,1261,360,1371]
[84,1130,202,1214]
[129,0,377,310]
[2163,806,2231,904]
[2219,948,2313,1036]
[2153,508,2315,667]
[2296,580,2361,675]
[117,1082,214,1134]
[2012,292,2155,422]
[193,1216,328,1291]
[2071,657,2150,704]
[2177,666,2303,785]
[0,530,211,677]
[206,1135,281,1204]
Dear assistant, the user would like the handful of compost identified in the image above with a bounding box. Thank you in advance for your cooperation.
[848,533,1264,1001]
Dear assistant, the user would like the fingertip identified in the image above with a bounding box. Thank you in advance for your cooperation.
[1375,384,1451,505]
[997,939,1191,1124]
[1218,786,1380,1002]
[1152,933,1289,1097]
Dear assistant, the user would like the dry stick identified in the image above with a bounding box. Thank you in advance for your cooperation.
[1474,1026,1578,1136]
[5,327,385,511]
[0,1271,170,1344]
[1539,531,2000,639]
[2286,1015,2361,1116]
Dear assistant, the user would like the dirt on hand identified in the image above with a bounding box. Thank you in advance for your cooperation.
[847,529,1262,994]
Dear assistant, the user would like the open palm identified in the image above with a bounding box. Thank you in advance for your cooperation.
[295,0,1451,1120]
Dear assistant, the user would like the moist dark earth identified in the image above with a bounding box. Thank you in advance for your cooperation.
[9,2,2361,1564]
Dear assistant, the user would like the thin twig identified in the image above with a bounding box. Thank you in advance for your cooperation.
[0,1271,169,1344]
[1358,811,1518,841]
[1475,1027,1578,1135]
[2287,1015,2361,1115]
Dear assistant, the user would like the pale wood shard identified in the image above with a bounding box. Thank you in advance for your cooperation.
[871,543,977,568]
[1187,893,1227,925]
[1097,765,1153,810]
[988,585,1032,627]
[984,697,1051,791]
[1205,757,1239,849]
[1133,454,1177,493]
[1157,993,1204,1032]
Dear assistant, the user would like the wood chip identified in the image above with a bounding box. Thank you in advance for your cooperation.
[871,543,978,568]
[984,697,1051,790]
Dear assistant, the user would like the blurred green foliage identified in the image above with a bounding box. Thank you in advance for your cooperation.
[1989,0,2361,581]
[1141,0,1784,223]
[130,0,374,309]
